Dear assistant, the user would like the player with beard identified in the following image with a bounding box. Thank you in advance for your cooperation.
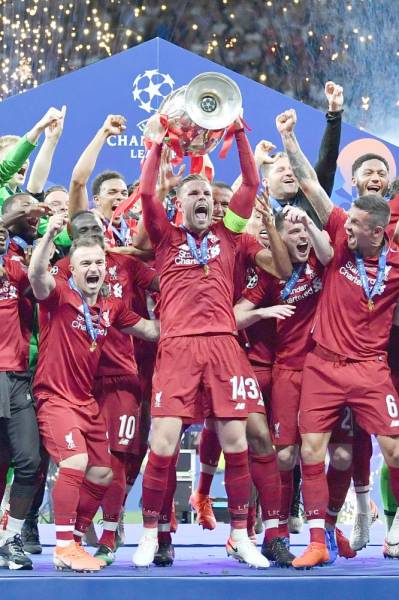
[189,186,295,566]
[276,108,399,568]
[28,217,158,572]
[131,112,291,569]
[235,204,356,564]
[319,151,391,552]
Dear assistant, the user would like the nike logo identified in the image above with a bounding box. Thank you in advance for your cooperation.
[229,542,238,553]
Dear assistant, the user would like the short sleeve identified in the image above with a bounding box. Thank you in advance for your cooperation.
[325,206,347,244]
[112,300,142,330]
[242,270,271,306]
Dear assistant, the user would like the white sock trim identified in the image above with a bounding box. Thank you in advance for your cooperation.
[102,521,118,532]
[308,519,325,529]
[263,519,279,530]
[55,525,75,533]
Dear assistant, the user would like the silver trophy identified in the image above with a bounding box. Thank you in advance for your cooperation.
[144,72,242,156]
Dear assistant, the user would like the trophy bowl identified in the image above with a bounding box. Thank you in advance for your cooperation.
[144,72,242,157]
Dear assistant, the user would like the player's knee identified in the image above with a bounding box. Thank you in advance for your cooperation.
[247,430,273,455]
[383,444,399,468]
[301,440,325,464]
[60,453,89,472]
[277,446,296,470]
[150,438,178,456]
[87,466,113,486]
[330,446,352,471]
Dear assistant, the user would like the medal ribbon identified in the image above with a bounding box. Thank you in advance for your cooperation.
[68,276,103,347]
[104,216,129,246]
[180,226,209,268]
[355,244,388,307]
[280,263,306,301]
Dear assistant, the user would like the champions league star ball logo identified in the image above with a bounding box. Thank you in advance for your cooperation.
[132,69,175,131]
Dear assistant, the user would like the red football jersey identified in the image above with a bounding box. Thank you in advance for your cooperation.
[0,256,30,371]
[33,278,141,404]
[387,194,399,240]
[244,250,323,369]
[53,253,155,377]
[141,129,259,341]
[313,206,399,360]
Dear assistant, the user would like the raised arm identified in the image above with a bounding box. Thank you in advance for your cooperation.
[0,107,64,189]
[253,191,292,279]
[276,109,334,227]
[232,139,277,193]
[314,82,343,196]
[234,297,295,329]
[68,115,126,219]
[27,106,66,194]
[28,213,66,299]
[283,206,333,266]
[224,122,260,233]
[140,115,170,244]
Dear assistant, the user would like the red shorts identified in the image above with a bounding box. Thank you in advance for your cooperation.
[252,365,272,404]
[151,335,263,420]
[137,355,156,405]
[299,351,399,436]
[94,374,141,455]
[270,366,302,445]
[36,397,111,467]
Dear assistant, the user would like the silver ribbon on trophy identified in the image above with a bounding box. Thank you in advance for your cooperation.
[143,72,242,158]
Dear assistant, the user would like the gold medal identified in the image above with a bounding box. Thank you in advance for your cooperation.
[203,264,209,276]
[368,298,375,312]
[89,341,97,352]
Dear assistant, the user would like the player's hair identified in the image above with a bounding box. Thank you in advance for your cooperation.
[260,152,288,179]
[353,194,391,228]
[212,180,232,192]
[92,170,126,197]
[274,211,287,232]
[175,173,210,197]
[388,177,399,200]
[352,154,389,176]
[127,180,140,196]
[70,210,94,223]
[2,192,33,214]
[69,236,105,257]
[0,135,21,151]
[44,185,68,198]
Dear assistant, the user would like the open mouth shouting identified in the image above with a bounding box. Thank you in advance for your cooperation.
[365,182,383,194]
[85,274,101,289]
[296,240,310,257]
[194,202,210,224]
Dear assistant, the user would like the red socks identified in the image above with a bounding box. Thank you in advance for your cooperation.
[326,465,352,527]
[159,450,178,526]
[302,462,328,544]
[99,452,127,549]
[52,467,84,543]
[352,427,372,491]
[279,469,294,538]
[197,428,221,496]
[249,453,281,542]
[125,444,148,494]
[224,450,250,529]
[74,478,110,538]
[142,451,173,527]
